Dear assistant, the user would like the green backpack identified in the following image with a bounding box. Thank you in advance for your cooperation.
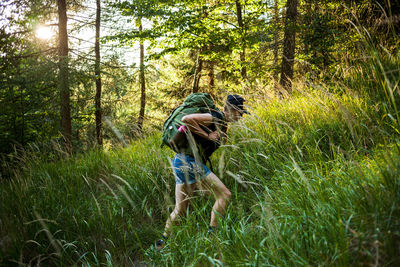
[162,93,221,155]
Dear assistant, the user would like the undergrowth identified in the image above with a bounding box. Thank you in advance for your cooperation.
[1,81,400,266]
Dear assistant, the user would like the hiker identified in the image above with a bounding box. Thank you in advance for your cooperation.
[157,94,248,249]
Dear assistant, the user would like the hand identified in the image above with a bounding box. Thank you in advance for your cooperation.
[208,131,220,142]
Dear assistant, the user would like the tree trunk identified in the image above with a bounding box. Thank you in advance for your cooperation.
[192,6,209,92]
[20,85,25,146]
[279,0,298,94]
[95,0,103,146]
[208,60,215,91]
[192,49,203,93]
[273,0,280,95]
[137,19,146,132]
[57,0,72,152]
[235,0,247,80]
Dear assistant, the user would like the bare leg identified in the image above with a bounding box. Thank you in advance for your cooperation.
[200,172,232,227]
[163,183,196,237]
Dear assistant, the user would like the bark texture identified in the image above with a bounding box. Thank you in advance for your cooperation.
[57,0,72,151]
[192,50,203,93]
[236,0,247,80]
[95,0,103,146]
[279,0,298,94]
[137,20,146,132]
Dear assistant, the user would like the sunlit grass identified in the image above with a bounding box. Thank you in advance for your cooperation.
[1,77,399,265]
[1,26,400,264]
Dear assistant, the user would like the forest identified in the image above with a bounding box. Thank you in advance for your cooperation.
[1,0,399,266]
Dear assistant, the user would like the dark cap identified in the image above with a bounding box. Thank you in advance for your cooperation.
[227,94,248,114]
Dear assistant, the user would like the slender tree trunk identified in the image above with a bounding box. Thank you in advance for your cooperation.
[192,6,210,93]
[279,0,298,94]
[192,49,203,93]
[95,0,103,146]
[76,94,80,142]
[302,1,312,76]
[208,60,215,91]
[20,86,24,146]
[194,59,203,92]
[273,0,280,95]
[235,0,247,80]
[11,87,17,142]
[137,19,146,132]
[57,0,72,152]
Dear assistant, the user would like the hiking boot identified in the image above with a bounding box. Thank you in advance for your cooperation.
[208,226,217,234]
[156,235,168,251]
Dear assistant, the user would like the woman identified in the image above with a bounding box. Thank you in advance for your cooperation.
[157,95,247,250]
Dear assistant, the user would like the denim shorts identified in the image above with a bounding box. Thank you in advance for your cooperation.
[172,154,211,185]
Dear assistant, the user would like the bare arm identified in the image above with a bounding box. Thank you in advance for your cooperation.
[181,113,216,140]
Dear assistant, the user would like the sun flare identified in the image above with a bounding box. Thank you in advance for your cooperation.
[35,26,54,40]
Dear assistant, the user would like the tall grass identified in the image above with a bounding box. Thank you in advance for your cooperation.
[1,81,399,265]
[0,137,172,266]
[143,88,399,266]
[343,18,400,134]
[1,24,400,266]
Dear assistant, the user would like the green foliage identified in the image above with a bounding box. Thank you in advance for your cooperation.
[1,1,400,265]
[300,6,338,74]
[108,0,272,82]
[1,83,400,265]
[0,136,171,265]
[0,20,60,155]
[340,23,400,132]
